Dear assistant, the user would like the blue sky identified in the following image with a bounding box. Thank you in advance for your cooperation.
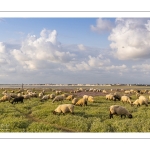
[1,17,150,84]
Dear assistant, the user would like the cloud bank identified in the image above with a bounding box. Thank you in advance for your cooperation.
[108,18,150,60]
[1,18,150,84]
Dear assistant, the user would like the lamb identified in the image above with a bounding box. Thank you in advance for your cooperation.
[53,104,74,115]
[75,98,87,106]
[132,95,148,107]
[52,95,64,103]
[121,95,132,105]
[109,105,133,119]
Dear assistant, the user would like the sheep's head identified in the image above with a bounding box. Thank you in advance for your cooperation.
[52,110,56,115]
[130,102,134,107]
[128,114,133,118]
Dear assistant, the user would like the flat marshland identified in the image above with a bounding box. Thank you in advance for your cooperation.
[0,85,150,132]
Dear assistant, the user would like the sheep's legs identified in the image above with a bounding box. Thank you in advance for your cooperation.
[109,113,113,119]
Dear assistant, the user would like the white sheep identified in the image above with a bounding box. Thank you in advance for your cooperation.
[0,95,12,102]
[82,95,94,102]
[52,95,64,103]
[83,95,89,101]
[106,94,115,101]
[102,90,107,93]
[40,95,50,102]
[121,95,132,105]
[53,104,74,115]
[88,96,94,102]
[124,90,131,94]
[132,95,148,107]
[50,94,55,99]
[39,92,44,98]
[109,105,133,119]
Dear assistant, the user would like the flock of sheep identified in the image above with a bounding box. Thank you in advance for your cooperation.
[0,87,150,119]
[106,89,149,119]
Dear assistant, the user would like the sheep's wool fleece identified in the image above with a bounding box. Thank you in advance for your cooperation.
[55,104,74,113]
[110,105,130,115]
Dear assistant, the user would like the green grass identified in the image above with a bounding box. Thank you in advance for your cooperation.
[0,86,150,132]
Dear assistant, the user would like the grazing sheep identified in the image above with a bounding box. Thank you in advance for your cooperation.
[9,93,18,98]
[88,96,94,102]
[113,92,121,101]
[102,90,107,93]
[132,96,148,107]
[10,90,15,93]
[0,95,12,102]
[50,94,55,99]
[121,95,132,105]
[40,95,50,102]
[53,104,74,115]
[75,98,87,106]
[52,95,64,103]
[83,95,88,100]
[55,90,62,95]
[66,95,74,101]
[39,92,44,98]
[11,96,24,104]
[61,93,69,98]
[124,90,131,94]
[30,92,38,98]
[106,94,115,101]
[82,95,94,102]
[23,94,30,100]
[135,92,140,98]
[72,98,78,105]
[109,105,133,119]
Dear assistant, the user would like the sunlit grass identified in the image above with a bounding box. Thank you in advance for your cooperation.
[0,86,150,132]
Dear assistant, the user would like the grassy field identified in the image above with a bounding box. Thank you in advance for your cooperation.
[0,85,150,132]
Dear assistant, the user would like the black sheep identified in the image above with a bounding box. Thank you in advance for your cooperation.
[11,96,24,104]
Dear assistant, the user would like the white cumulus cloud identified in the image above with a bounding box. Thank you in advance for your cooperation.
[108,18,150,60]
[78,44,86,50]
[91,18,113,33]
